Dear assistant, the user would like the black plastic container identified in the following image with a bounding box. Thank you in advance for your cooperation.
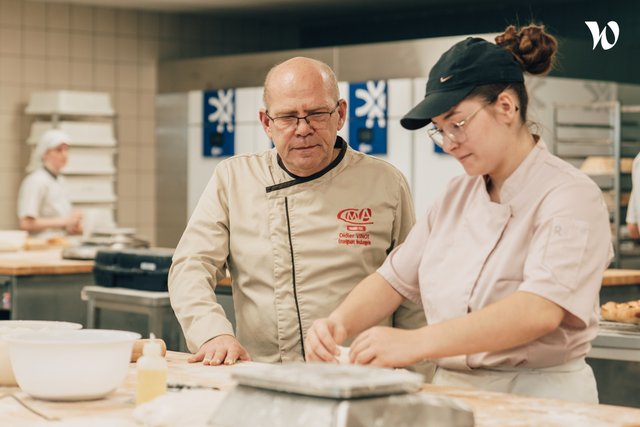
[93,248,174,292]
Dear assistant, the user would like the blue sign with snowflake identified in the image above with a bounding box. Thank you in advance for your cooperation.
[348,80,387,155]
[203,89,235,157]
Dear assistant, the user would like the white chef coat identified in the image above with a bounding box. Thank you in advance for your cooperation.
[17,167,72,237]
[378,140,612,402]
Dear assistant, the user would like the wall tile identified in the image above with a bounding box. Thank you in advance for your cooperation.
[24,29,46,57]
[117,172,137,198]
[136,198,156,223]
[22,57,45,86]
[115,90,138,118]
[0,171,21,198]
[137,146,156,172]
[0,56,21,83]
[138,38,158,65]
[0,84,22,114]
[93,62,116,91]
[116,36,138,63]
[138,92,155,119]
[138,65,156,91]
[116,9,138,36]
[138,118,155,145]
[23,1,45,29]
[70,61,93,90]
[138,12,159,38]
[46,2,70,31]
[117,117,137,145]
[46,58,70,88]
[0,28,22,55]
[117,146,138,172]
[0,0,23,28]
[94,34,116,61]
[159,13,180,39]
[94,7,116,35]
[116,63,137,90]
[180,14,202,42]
[0,113,22,143]
[70,33,93,60]
[158,40,180,60]
[71,4,93,32]
[117,196,137,226]
[46,31,70,59]
[0,140,22,172]
[136,173,155,199]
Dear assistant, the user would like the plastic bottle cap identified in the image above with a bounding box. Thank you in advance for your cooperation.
[143,333,162,356]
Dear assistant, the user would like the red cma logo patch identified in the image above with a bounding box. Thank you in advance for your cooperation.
[337,208,373,225]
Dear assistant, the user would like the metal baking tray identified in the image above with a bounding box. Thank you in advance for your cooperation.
[599,320,640,334]
[231,362,424,399]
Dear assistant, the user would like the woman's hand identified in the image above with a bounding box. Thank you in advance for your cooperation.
[304,318,347,363]
[349,326,425,368]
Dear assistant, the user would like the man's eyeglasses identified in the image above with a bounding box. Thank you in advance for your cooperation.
[426,103,487,147]
[265,102,340,130]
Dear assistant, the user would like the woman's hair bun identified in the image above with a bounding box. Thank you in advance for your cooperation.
[495,24,558,75]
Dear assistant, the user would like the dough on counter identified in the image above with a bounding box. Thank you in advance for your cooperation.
[601,300,640,324]
[337,345,350,364]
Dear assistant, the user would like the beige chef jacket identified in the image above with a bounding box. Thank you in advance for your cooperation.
[169,137,426,363]
[378,140,612,370]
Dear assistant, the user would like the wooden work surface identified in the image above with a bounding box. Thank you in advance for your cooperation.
[0,248,233,289]
[602,268,640,287]
[0,249,93,276]
[2,351,640,426]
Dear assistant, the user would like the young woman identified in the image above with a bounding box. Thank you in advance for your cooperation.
[305,25,612,403]
[18,129,83,237]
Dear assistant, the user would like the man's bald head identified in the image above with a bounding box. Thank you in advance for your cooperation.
[263,57,339,109]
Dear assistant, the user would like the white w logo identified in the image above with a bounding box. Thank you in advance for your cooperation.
[585,21,620,50]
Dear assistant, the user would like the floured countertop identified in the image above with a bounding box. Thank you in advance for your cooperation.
[2,352,640,427]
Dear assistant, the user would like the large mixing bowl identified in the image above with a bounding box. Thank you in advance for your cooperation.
[0,320,82,386]
[6,329,140,401]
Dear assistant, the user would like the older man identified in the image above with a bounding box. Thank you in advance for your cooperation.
[169,57,426,367]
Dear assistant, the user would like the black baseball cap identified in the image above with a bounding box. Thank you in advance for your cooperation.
[400,37,525,130]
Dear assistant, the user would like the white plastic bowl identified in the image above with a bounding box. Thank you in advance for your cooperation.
[0,320,82,386]
[6,329,140,401]
[0,230,28,252]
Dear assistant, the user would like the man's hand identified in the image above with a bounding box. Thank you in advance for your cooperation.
[304,318,347,363]
[349,326,424,368]
[188,334,251,366]
[628,223,640,240]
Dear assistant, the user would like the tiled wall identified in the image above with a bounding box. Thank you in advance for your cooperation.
[0,0,298,244]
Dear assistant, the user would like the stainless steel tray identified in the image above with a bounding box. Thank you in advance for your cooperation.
[231,362,424,399]
[599,320,640,334]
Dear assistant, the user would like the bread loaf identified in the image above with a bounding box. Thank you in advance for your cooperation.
[601,300,640,324]
[130,338,167,362]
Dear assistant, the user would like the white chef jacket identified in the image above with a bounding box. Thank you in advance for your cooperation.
[378,140,612,370]
[169,138,428,364]
[17,167,72,237]
[626,152,640,225]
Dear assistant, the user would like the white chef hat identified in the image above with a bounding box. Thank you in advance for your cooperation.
[27,129,72,172]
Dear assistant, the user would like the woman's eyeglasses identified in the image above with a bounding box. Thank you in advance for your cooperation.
[426,103,487,147]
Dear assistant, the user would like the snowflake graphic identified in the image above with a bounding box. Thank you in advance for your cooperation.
[354,80,386,129]
[207,89,234,133]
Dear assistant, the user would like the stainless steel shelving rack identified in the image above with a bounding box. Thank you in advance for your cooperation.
[553,101,640,267]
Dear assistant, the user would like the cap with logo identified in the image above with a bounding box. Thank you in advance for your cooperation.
[400,37,525,130]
